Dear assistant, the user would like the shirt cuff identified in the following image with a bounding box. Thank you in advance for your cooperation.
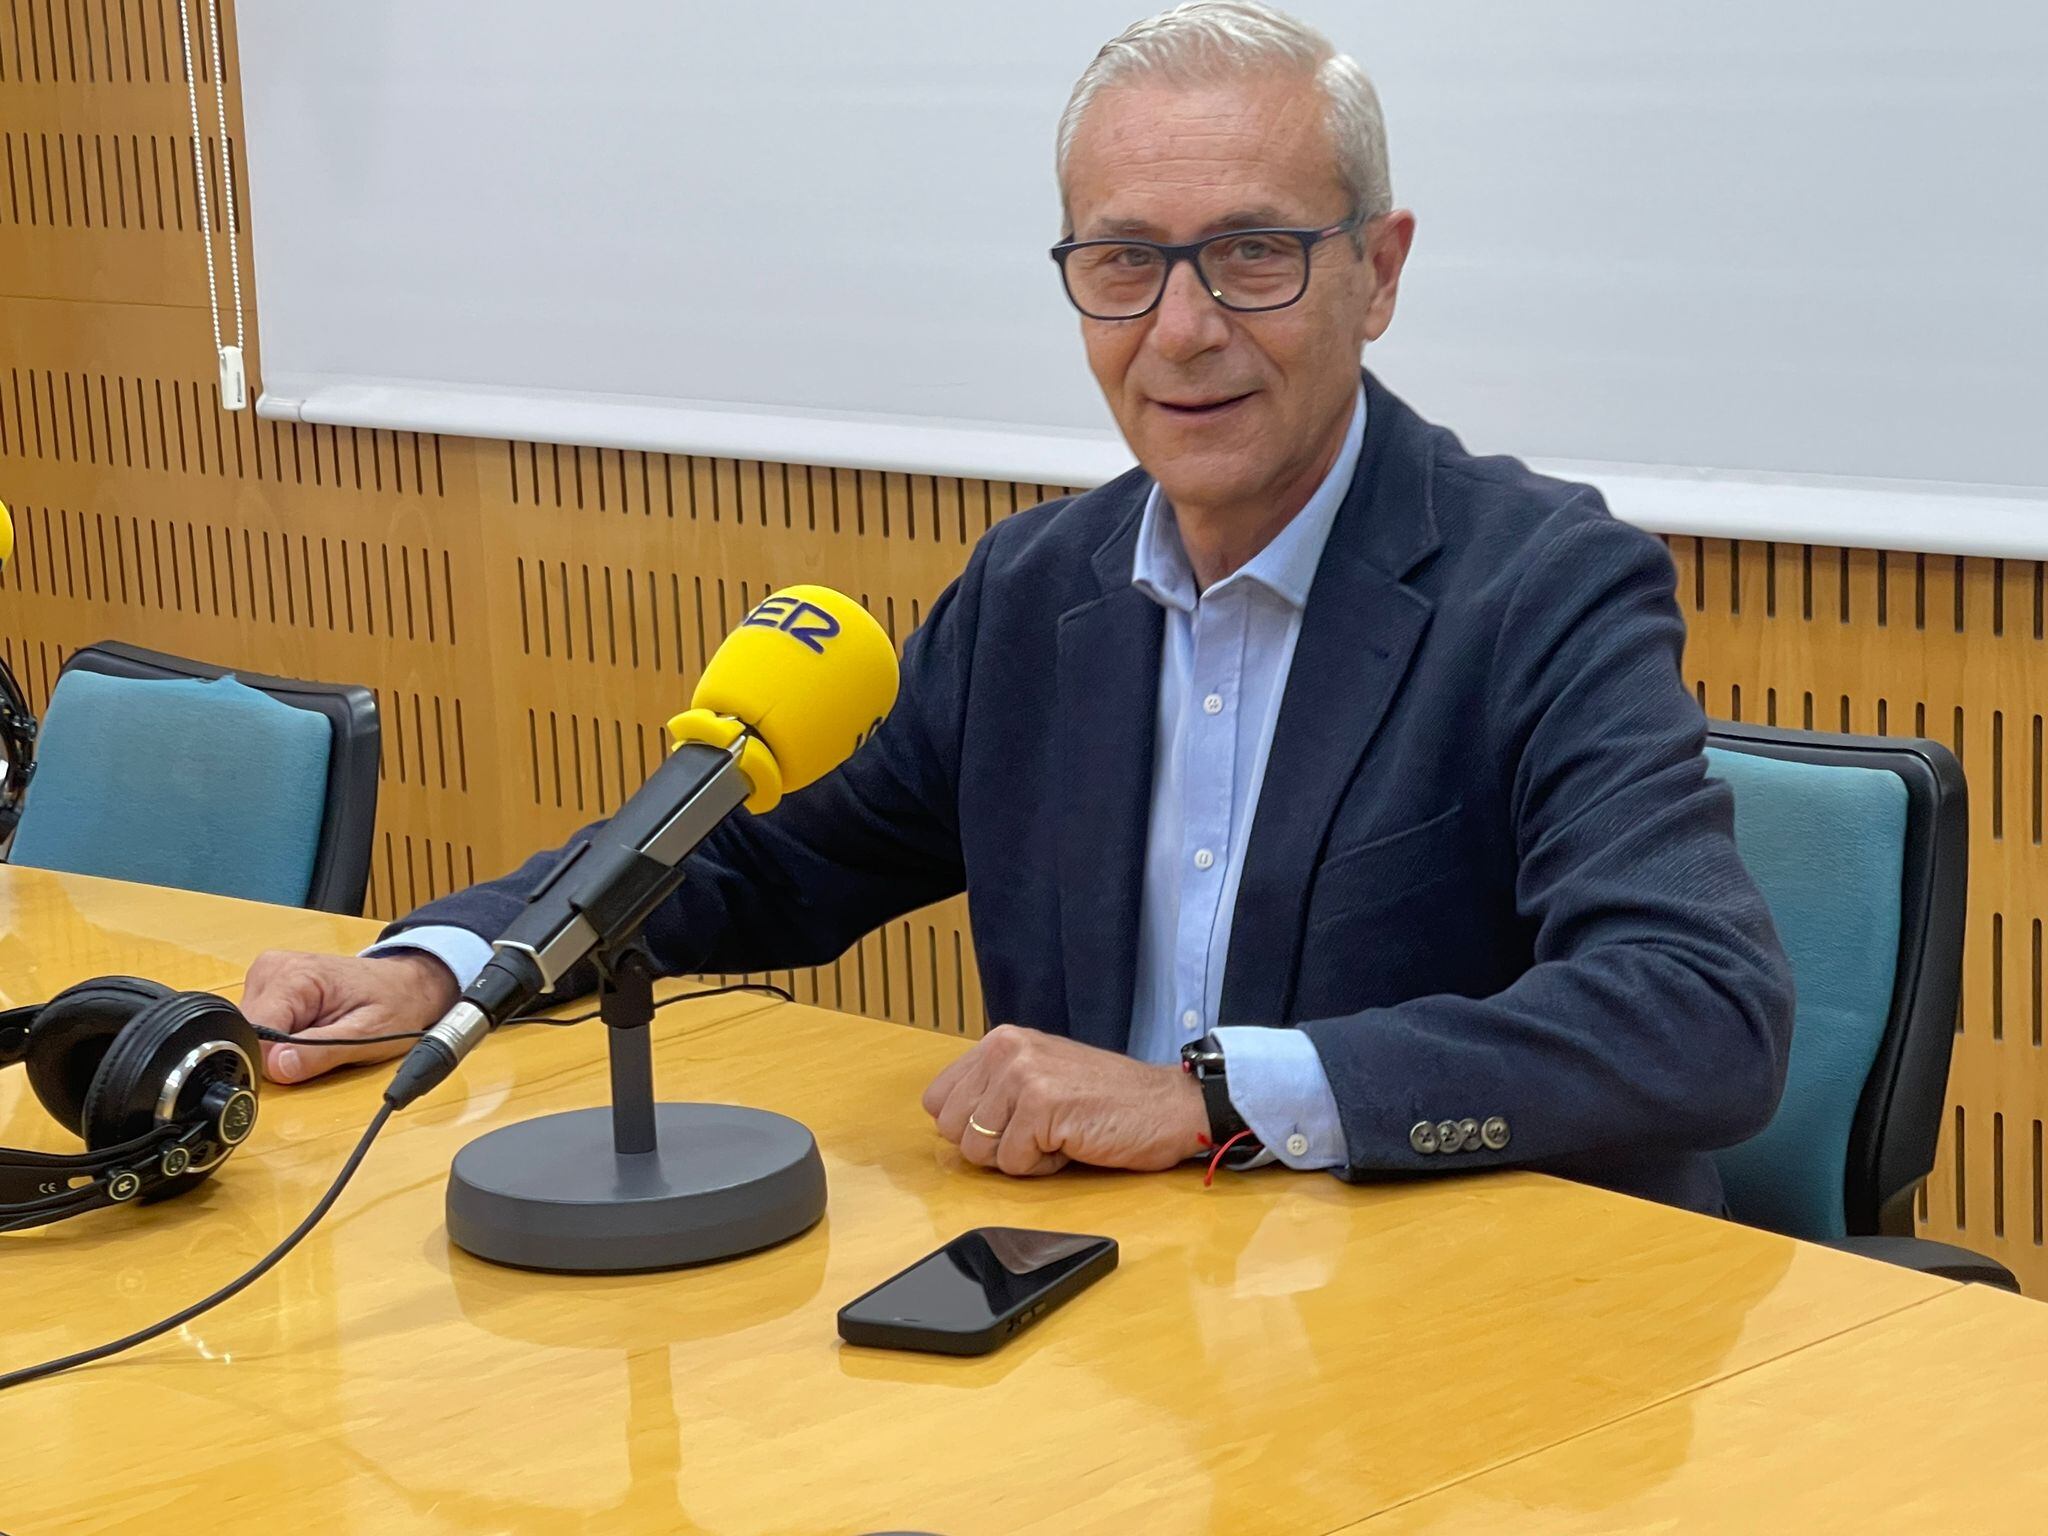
[1209,1026,1349,1171]
[361,926,493,991]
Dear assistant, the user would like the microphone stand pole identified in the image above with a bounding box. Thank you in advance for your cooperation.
[603,949,660,1156]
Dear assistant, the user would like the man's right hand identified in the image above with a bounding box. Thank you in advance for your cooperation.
[240,950,460,1086]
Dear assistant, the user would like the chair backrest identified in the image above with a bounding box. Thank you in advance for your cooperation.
[1707,722,1966,1239]
[7,642,379,914]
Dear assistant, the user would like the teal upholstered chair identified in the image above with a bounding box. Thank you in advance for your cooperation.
[7,642,379,915]
[1708,722,2015,1287]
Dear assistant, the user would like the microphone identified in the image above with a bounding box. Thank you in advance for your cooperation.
[384,585,898,1109]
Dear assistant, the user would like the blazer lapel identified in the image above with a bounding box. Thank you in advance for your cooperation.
[1220,371,1442,1027]
[1056,497,1164,1054]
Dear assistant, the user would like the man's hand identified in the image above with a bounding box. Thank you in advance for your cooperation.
[240,950,460,1085]
[919,1025,1209,1176]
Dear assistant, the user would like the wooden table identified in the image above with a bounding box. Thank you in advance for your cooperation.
[0,866,2030,1534]
[1357,1282,2048,1531]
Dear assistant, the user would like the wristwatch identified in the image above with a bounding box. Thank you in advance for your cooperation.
[1180,1035,1261,1161]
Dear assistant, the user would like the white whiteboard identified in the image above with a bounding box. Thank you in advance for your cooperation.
[234,2,2048,549]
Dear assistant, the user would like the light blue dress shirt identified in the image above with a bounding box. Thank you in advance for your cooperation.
[374,388,1366,1173]
[369,925,493,993]
[1121,387,1364,1170]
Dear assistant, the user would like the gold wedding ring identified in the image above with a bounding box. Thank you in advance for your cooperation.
[967,1116,1001,1138]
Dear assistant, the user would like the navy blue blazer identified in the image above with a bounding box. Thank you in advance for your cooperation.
[391,370,1794,1213]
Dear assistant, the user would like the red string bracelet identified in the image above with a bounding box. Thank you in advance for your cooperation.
[1203,1129,1258,1187]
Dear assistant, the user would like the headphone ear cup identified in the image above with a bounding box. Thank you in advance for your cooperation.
[23,976,176,1137]
[80,991,259,1197]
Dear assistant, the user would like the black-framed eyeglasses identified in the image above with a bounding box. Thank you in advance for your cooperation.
[1049,211,1364,321]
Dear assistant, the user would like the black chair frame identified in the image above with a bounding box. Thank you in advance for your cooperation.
[1709,722,2013,1289]
[1709,721,1963,1237]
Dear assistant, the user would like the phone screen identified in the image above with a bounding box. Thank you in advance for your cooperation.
[853,1228,1111,1332]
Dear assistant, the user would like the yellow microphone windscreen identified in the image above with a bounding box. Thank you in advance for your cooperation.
[678,585,900,806]
[0,498,12,568]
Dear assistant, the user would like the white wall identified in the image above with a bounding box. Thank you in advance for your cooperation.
[235,2,2048,551]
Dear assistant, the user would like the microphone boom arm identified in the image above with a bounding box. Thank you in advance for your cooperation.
[385,738,752,1109]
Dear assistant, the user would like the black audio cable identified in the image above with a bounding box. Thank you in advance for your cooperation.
[0,1103,391,1390]
[247,980,794,1048]
[0,980,793,1389]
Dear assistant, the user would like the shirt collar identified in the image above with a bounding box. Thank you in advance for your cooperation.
[1131,384,1368,615]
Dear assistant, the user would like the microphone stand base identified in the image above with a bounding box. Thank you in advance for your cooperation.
[445,1103,826,1273]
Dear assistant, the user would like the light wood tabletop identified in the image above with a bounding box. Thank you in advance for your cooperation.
[0,866,2006,1534]
[0,864,388,1002]
[1354,1282,2048,1531]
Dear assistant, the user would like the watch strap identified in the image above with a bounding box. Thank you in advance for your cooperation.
[1182,1037,1260,1160]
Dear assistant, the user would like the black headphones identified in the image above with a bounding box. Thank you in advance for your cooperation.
[0,977,260,1230]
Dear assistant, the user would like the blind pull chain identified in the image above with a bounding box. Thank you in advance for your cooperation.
[178,0,249,411]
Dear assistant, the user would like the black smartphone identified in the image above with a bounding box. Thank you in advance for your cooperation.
[836,1227,1118,1356]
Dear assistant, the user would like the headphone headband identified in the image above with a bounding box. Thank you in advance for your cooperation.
[0,984,258,1231]
[0,1124,183,1204]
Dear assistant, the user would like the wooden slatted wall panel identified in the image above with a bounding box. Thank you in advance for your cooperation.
[0,0,1068,1041]
[5,2,2040,1289]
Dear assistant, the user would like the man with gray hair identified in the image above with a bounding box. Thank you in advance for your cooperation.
[245,2,1793,1215]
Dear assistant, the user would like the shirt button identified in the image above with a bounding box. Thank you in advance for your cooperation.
[1181,1008,1200,1031]
[1202,693,1224,715]
[1193,848,1215,870]
[1285,1132,1310,1159]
